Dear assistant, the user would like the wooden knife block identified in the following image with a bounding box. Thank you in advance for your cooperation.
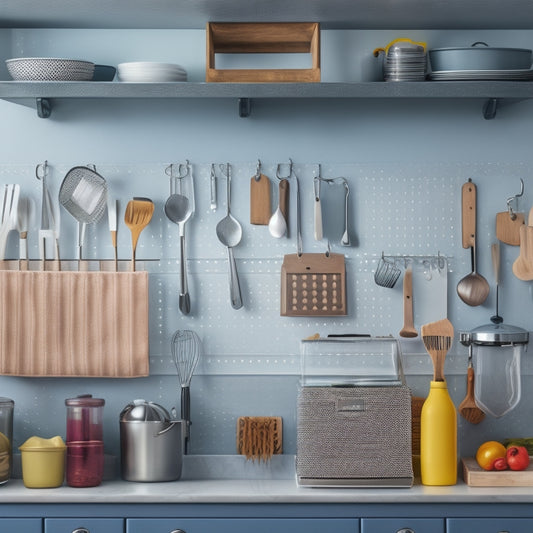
[206,22,320,82]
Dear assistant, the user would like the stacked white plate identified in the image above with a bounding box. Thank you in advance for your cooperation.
[429,69,533,81]
[384,43,427,82]
[6,58,95,81]
[117,62,187,82]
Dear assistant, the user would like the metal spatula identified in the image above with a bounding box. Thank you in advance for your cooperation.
[59,166,107,267]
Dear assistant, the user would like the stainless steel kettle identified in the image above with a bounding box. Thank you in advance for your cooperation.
[120,399,184,482]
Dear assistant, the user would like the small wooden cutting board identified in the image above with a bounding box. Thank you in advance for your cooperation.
[462,457,533,486]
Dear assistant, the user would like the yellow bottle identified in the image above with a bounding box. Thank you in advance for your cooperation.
[420,380,457,486]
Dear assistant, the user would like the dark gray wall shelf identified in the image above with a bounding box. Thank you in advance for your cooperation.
[0,81,531,119]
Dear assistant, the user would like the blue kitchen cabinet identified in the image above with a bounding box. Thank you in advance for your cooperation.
[0,518,41,533]
[447,518,533,533]
[126,518,359,533]
[44,518,124,533]
[361,518,445,533]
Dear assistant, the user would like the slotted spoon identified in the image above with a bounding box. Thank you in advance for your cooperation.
[171,329,201,454]
[59,166,107,266]
[124,197,154,271]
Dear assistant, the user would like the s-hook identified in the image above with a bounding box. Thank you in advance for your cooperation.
[506,178,524,220]
[165,160,190,195]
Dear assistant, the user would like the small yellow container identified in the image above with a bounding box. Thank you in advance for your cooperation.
[19,436,66,488]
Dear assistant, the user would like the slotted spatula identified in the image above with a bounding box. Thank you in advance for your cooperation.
[124,197,154,271]
[421,318,454,381]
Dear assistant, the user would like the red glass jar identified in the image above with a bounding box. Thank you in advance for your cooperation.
[66,440,104,488]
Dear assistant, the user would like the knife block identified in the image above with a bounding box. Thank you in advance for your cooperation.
[0,269,149,377]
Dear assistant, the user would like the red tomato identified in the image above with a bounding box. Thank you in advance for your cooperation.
[493,457,508,471]
[506,446,530,471]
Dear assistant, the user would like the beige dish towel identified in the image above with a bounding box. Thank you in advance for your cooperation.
[0,270,149,377]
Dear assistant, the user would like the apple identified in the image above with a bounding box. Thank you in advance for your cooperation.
[506,446,530,471]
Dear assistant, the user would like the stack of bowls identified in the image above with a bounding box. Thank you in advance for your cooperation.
[6,58,95,81]
[376,39,427,82]
[117,62,187,82]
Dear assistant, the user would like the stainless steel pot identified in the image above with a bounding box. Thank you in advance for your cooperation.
[429,42,532,72]
[120,399,184,482]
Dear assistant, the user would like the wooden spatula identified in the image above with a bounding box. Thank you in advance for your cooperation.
[124,197,154,271]
[421,318,454,381]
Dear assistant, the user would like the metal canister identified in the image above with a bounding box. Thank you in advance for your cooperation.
[0,398,14,485]
[119,399,184,482]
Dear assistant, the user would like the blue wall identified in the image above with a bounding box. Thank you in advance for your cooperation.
[1,28,533,461]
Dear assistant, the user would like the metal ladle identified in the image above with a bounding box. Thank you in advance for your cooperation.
[216,164,243,310]
[164,162,194,315]
[457,244,490,306]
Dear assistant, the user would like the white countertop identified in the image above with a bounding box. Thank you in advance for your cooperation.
[3,455,533,505]
[3,477,533,504]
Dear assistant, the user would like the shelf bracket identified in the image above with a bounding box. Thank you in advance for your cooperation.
[36,98,52,119]
[483,98,498,120]
[239,98,251,118]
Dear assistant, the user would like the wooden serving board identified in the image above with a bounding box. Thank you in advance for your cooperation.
[462,457,533,486]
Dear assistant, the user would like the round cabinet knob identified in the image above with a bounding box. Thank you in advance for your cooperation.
[72,529,90,533]
[397,529,415,533]
[170,530,186,533]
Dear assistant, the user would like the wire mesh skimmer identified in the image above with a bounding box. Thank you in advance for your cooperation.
[374,254,402,288]
[171,329,201,454]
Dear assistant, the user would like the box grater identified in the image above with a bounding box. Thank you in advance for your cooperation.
[280,252,346,316]
[297,385,413,487]
[297,337,413,487]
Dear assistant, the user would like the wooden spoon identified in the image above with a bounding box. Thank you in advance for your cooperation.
[399,266,418,338]
[458,346,485,424]
[124,197,154,271]
[421,318,454,381]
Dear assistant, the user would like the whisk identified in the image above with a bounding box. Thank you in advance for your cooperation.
[171,329,201,454]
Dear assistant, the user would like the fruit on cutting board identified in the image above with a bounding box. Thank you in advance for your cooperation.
[506,446,530,471]
[476,441,507,471]
[475,440,531,471]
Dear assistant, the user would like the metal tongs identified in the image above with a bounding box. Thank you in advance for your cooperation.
[36,161,60,266]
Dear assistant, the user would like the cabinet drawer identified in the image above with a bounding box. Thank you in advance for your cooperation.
[361,518,444,533]
[127,518,359,533]
[447,518,533,533]
[45,518,124,533]
[0,518,41,533]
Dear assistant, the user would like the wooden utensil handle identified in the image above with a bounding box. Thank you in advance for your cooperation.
[279,179,289,224]
[466,366,475,395]
[462,180,476,249]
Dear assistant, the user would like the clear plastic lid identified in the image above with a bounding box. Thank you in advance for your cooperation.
[300,336,405,386]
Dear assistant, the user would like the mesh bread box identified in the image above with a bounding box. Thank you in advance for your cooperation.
[297,337,413,487]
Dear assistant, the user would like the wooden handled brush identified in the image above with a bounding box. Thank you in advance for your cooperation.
[421,318,454,381]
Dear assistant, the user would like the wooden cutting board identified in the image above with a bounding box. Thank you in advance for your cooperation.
[462,457,533,486]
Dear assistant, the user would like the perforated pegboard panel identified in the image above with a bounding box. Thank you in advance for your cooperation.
[0,161,531,375]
